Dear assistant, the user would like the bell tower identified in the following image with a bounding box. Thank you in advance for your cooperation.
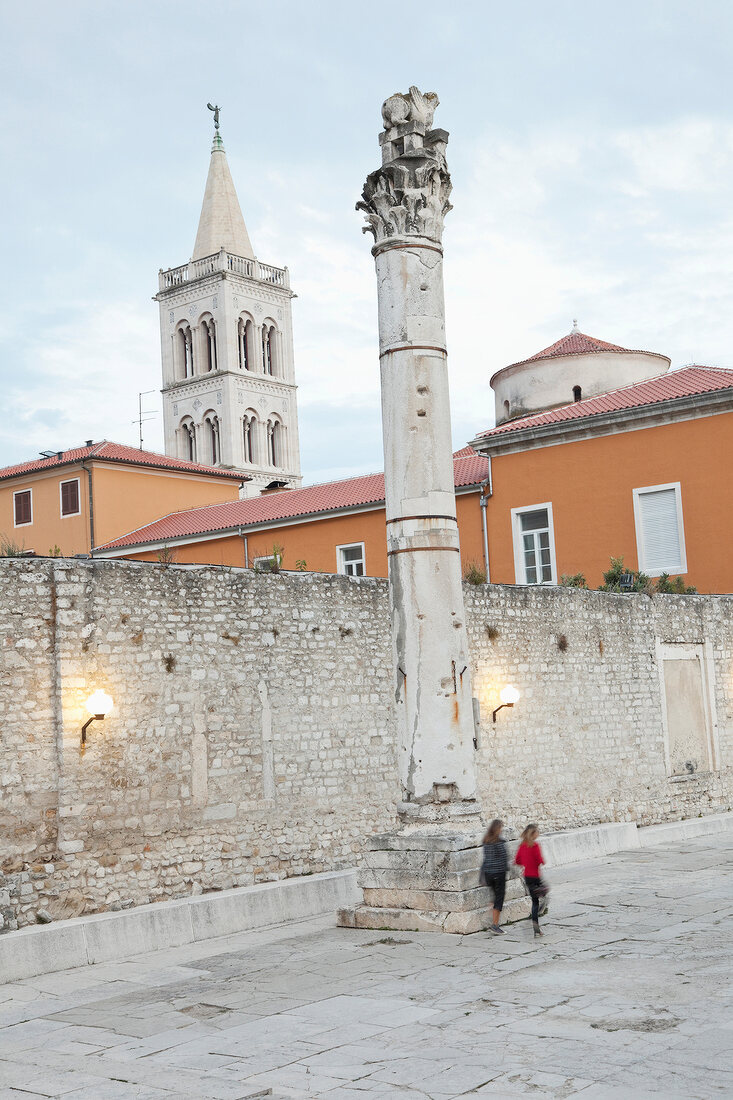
[156,107,302,490]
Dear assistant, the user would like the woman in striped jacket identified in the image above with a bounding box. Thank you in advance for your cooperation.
[481,818,508,935]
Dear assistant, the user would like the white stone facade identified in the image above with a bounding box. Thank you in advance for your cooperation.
[156,133,302,489]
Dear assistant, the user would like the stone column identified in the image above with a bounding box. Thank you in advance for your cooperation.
[339,88,527,934]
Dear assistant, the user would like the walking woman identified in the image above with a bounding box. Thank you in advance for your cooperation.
[482,818,508,935]
[515,823,548,937]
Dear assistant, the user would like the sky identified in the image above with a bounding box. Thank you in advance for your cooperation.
[4,1,733,482]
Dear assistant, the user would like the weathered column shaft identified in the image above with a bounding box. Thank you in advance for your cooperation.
[337,90,526,933]
[359,88,477,811]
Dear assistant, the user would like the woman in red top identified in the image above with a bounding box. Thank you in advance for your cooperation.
[514,823,548,937]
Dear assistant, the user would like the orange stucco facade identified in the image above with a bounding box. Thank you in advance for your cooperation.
[128,489,487,577]
[485,411,733,593]
[116,411,733,594]
[0,462,239,558]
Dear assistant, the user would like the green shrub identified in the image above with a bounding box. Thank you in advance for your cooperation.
[655,572,697,594]
[597,556,653,594]
[463,561,487,585]
[560,572,588,588]
[0,535,27,557]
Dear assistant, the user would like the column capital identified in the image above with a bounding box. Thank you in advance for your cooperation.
[357,87,452,246]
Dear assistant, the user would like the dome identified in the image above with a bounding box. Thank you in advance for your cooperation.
[491,325,671,425]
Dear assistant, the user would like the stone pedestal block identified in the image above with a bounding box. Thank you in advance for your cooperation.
[338,830,529,934]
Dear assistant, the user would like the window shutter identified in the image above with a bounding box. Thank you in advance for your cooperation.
[61,480,79,516]
[14,491,31,525]
[639,488,682,573]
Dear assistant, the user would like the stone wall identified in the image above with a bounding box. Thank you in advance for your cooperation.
[1,559,731,930]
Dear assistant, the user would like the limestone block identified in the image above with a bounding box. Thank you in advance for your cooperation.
[362,886,492,912]
[0,923,87,982]
[190,869,358,940]
[542,822,639,867]
[365,831,483,852]
[362,847,481,873]
[338,905,454,934]
[357,866,479,892]
[84,902,194,964]
[637,811,733,847]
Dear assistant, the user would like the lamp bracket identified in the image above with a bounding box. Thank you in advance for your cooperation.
[81,713,105,747]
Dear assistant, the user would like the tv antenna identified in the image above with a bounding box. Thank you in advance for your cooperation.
[133,390,157,450]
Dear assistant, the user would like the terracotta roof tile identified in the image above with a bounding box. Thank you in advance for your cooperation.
[476,366,733,440]
[96,449,489,551]
[0,441,244,481]
[497,330,667,378]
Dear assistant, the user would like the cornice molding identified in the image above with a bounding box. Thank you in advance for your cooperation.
[471,389,733,457]
[156,272,294,306]
[163,370,296,398]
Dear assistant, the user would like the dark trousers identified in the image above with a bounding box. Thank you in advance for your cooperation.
[525,876,543,923]
[485,872,506,912]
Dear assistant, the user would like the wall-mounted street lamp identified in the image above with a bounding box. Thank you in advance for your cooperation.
[81,690,114,749]
[492,685,520,722]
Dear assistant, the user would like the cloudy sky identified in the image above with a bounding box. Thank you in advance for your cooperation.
[3,1,733,481]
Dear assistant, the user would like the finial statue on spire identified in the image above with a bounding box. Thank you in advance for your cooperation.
[572,318,579,332]
[207,102,221,130]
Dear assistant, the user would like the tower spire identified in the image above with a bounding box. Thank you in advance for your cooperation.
[192,105,255,261]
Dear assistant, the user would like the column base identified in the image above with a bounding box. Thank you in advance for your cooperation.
[337,829,529,935]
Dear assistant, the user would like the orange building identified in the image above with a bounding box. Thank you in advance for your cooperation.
[0,442,243,558]
[91,331,733,594]
[92,449,490,576]
[471,341,733,593]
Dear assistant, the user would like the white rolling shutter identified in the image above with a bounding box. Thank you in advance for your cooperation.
[636,487,684,573]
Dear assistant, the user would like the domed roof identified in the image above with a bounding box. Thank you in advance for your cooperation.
[490,324,671,425]
[491,326,664,385]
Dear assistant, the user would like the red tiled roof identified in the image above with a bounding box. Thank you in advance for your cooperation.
[96,449,489,551]
[498,330,666,376]
[0,441,244,482]
[476,366,733,441]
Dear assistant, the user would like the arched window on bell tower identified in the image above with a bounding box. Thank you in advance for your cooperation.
[175,323,195,380]
[262,320,280,377]
[200,315,217,373]
[243,410,259,463]
[237,315,254,371]
[267,416,283,467]
[203,411,221,465]
[178,417,197,462]
[262,325,273,375]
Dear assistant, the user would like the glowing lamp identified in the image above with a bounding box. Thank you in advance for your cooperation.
[493,685,520,723]
[81,690,114,749]
[85,690,113,717]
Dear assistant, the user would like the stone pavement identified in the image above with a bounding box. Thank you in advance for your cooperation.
[0,833,731,1099]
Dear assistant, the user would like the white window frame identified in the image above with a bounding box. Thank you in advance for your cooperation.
[59,477,81,518]
[253,552,282,573]
[13,488,33,528]
[511,502,557,585]
[633,482,687,578]
[336,542,366,578]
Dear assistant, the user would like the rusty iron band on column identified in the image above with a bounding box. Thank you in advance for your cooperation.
[387,546,460,556]
[372,241,444,257]
[380,344,447,358]
[386,514,457,525]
